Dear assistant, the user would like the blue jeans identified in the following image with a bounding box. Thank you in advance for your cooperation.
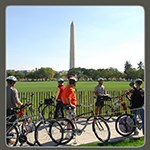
[131,108,144,135]
[140,108,144,135]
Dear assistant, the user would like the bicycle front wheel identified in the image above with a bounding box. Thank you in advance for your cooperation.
[92,117,110,143]
[115,114,136,137]
[6,125,19,146]
[21,121,36,146]
[35,120,63,146]
[49,120,64,145]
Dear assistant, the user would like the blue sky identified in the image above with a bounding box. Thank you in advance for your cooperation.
[6,6,144,72]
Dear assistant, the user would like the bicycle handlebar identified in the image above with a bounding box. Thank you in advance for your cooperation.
[109,93,128,99]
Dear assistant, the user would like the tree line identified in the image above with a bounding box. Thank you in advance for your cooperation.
[6,61,144,81]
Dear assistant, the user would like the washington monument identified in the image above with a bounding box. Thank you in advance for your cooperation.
[70,21,75,69]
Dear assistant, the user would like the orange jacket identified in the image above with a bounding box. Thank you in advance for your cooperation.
[61,85,77,107]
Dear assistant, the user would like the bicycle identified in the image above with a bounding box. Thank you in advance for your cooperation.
[56,104,111,145]
[18,94,64,146]
[101,94,128,121]
[6,101,36,146]
[115,107,143,137]
[34,100,64,146]
[6,94,63,146]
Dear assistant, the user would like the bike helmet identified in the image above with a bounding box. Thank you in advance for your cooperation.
[6,76,17,82]
[129,81,134,86]
[98,77,104,81]
[57,78,64,83]
[135,78,143,84]
[69,77,77,84]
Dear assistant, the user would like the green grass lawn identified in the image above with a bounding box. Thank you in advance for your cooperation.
[15,81,136,92]
[80,137,145,147]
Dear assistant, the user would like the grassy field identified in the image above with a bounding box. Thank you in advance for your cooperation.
[80,137,144,147]
[15,81,137,92]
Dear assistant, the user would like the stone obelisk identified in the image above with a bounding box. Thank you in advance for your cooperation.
[70,21,75,69]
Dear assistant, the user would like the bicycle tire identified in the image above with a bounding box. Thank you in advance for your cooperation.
[42,105,55,120]
[35,120,63,146]
[6,125,19,146]
[48,120,64,144]
[92,117,110,143]
[101,104,112,121]
[57,118,75,145]
[21,120,36,146]
[115,114,136,137]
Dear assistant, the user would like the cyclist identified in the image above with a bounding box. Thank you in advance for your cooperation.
[94,78,109,116]
[6,76,23,145]
[54,78,65,119]
[126,79,144,135]
[6,76,23,118]
[61,76,78,139]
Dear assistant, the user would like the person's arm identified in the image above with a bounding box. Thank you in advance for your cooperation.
[125,89,133,101]
[140,89,144,97]
[103,87,107,95]
[94,86,98,96]
[56,88,60,100]
[16,101,23,106]
[13,89,23,106]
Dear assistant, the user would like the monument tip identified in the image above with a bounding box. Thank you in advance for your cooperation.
[71,21,74,25]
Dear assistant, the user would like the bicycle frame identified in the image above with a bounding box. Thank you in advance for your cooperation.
[112,95,127,111]
[66,104,101,135]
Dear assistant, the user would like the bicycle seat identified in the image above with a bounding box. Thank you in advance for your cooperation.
[44,98,54,105]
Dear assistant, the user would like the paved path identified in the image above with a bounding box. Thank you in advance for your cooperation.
[20,118,144,147]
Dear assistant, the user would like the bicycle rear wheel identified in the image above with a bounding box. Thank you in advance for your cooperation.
[115,114,136,137]
[101,104,112,121]
[6,125,19,146]
[35,120,63,146]
[42,105,55,120]
[92,117,110,143]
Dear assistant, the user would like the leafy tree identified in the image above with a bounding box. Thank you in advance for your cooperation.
[124,61,132,80]
[137,61,144,70]
[54,72,61,79]
[125,68,137,81]
[137,61,144,80]
[37,67,55,81]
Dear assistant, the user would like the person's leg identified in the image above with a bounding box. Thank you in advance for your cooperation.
[95,100,100,116]
[99,101,104,114]
[95,106,100,116]
[65,109,73,138]
[54,102,59,119]
[132,109,139,135]
[60,101,64,118]
[140,108,144,135]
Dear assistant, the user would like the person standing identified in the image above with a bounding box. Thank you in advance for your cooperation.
[61,77,78,139]
[54,78,65,119]
[126,79,144,135]
[94,78,108,116]
[6,76,23,118]
[6,76,23,145]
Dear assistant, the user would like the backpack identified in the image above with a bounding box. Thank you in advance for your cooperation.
[130,87,144,109]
